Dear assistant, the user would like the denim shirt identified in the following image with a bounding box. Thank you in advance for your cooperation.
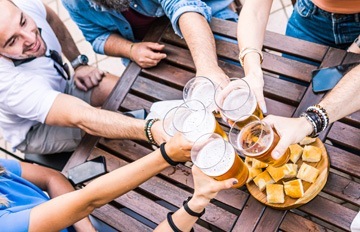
[61,0,237,54]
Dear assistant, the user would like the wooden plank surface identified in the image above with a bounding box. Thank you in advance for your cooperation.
[280,212,333,232]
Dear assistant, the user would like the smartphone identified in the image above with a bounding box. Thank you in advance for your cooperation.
[312,62,359,93]
[123,109,148,119]
[68,156,107,185]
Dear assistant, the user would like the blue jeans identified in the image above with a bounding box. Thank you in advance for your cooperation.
[286,0,360,50]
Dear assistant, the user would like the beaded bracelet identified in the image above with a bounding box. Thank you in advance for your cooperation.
[306,104,329,132]
[300,112,319,138]
[144,118,160,146]
[183,196,206,218]
[301,104,330,137]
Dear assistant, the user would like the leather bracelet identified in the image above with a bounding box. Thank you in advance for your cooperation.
[239,47,264,67]
[167,212,182,232]
[300,112,318,138]
[160,143,179,166]
[183,196,205,218]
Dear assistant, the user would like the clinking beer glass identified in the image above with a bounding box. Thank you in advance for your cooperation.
[229,116,290,167]
[215,77,263,128]
[191,133,249,188]
[163,100,227,142]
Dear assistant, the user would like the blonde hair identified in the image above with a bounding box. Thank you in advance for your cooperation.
[0,165,9,207]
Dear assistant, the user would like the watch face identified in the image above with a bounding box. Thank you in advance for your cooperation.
[80,55,89,64]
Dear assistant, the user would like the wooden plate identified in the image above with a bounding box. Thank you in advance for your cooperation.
[246,138,330,210]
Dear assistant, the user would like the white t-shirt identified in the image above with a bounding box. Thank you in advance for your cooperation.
[0,0,67,150]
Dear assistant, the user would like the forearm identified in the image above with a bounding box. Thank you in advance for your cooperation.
[237,0,272,74]
[45,5,80,61]
[45,94,147,141]
[103,33,133,58]
[319,64,360,123]
[29,150,170,231]
[347,35,360,54]
[179,12,219,74]
[154,196,208,231]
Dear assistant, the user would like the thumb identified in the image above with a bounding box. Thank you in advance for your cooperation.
[147,42,165,51]
[254,90,267,114]
[271,138,290,160]
[217,178,238,191]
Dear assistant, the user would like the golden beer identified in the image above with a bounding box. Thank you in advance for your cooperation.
[238,121,290,167]
[192,136,249,188]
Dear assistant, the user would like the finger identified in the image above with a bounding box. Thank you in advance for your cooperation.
[147,43,165,51]
[253,90,267,114]
[147,52,167,60]
[74,79,87,91]
[271,137,292,160]
[82,77,94,89]
[141,59,159,68]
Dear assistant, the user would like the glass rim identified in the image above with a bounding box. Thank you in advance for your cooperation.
[191,133,229,169]
[214,77,252,112]
[183,76,216,109]
[162,106,179,137]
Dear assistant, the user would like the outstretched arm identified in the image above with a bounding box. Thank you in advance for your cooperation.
[179,12,228,86]
[264,64,360,159]
[237,0,273,113]
[28,133,191,232]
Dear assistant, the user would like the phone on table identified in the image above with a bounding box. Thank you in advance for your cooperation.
[123,109,148,119]
[312,62,359,93]
[68,156,107,185]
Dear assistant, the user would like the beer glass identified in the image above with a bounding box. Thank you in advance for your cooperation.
[183,76,217,113]
[215,77,263,128]
[172,100,227,142]
[191,133,249,188]
[229,118,290,167]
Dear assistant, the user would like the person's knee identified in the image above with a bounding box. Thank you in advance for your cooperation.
[90,73,119,106]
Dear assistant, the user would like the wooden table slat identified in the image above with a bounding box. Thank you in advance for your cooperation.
[327,121,360,152]
[254,207,286,232]
[280,211,333,232]
[232,196,265,232]
[326,144,360,178]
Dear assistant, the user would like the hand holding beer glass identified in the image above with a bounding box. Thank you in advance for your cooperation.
[162,100,227,142]
[215,78,264,128]
[191,133,249,188]
[229,116,290,167]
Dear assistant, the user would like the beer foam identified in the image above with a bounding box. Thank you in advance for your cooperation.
[189,82,216,112]
[195,139,235,176]
[182,111,215,142]
[223,89,256,121]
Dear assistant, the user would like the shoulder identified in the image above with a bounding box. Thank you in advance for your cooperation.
[61,0,91,11]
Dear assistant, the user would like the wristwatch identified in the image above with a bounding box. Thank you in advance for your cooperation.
[71,54,89,69]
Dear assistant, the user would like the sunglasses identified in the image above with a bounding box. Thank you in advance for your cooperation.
[49,50,70,81]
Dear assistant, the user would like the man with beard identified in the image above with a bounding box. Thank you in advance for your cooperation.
[62,0,238,86]
[0,0,168,155]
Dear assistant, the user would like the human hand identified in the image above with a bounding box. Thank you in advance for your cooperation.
[243,67,266,114]
[164,132,192,163]
[263,115,313,160]
[151,120,171,146]
[131,42,167,68]
[73,65,105,91]
[190,166,237,207]
[196,66,229,88]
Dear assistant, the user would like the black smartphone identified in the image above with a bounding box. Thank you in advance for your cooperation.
[123,109,148,119]
[68,156,107,185]
[312,62,359,93]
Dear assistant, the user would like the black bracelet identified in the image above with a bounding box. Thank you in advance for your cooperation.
[160,143,179,166]
[167,212,182,232]
[183,196,206,218]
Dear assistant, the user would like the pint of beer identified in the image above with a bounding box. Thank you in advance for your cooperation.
[183,76,217,113]
[191,133,249,188]
[215,78,263,127]
[230,119,290,167]
[166,100,227,142]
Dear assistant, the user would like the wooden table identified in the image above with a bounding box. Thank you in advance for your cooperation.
[62,18,360,232]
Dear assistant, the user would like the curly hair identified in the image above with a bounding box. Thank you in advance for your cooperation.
[0,165,9,207]
[92,0,131,12]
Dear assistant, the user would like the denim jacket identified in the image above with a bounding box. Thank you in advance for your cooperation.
[61,0,237,54]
